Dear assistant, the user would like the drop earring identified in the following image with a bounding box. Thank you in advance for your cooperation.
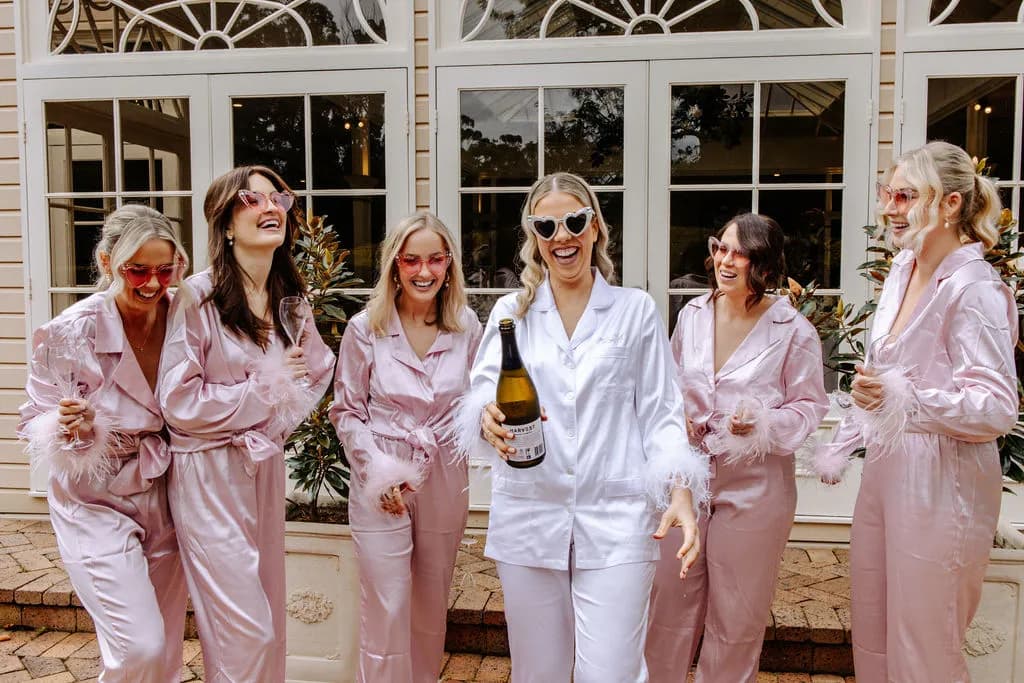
[444,274,450,289]
[227,233,234,246]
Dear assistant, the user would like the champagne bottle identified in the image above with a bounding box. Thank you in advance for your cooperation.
[496,318,545,468]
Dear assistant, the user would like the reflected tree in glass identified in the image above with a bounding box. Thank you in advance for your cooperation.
[233,97,305,185]
[545,88,625,186]
[671,85,753,183]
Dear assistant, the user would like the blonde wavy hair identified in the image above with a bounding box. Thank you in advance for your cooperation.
[94,204,190,299]
[365,211,467,336]
[881,140,1002,252]
[514,172,616,318]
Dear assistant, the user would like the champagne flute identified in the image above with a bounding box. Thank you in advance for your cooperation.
[46,340,94,451]
[279,296,312,388]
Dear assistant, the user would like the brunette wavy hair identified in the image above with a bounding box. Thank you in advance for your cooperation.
[203,165,305,348]
[707,213,786,310]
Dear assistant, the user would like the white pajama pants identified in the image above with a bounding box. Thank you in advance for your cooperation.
[497,557,656,683]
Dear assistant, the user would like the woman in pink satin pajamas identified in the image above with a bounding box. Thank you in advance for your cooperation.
[646,213,828,683]
[159,166,334,682]
[814,141,1018,683]
[20,205,189,683]
[330,212,481,683]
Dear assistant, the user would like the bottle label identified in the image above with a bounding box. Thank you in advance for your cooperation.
[507,419,545,463]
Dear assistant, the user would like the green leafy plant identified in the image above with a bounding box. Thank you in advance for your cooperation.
[285,214,364,522]
[785,158,1024,483]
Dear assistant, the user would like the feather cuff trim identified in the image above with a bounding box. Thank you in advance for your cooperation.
[855,366,918,453]
[252,350,322,438]
[809,438,854,483]
[363,452,427,508]
[644,443,711,515]
[708,398,775,466]
[24,409,116,483]
[454,382,500,467]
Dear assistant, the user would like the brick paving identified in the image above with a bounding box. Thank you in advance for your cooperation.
[0,519,855,679]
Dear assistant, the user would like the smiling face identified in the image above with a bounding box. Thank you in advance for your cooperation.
[111,238,176,317]
[712,222,752,295]
[226,173,287,254]
[879,164,920,249]
[530,191,598,287]
[395,228,451,309]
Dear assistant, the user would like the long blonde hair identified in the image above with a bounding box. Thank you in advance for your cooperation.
[884,141,1002,251]
[515,172,616,318]
[365,211,467,336]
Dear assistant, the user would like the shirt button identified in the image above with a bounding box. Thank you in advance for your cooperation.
[566,391,575,400]
[567,431,576,439]
[567,466,575,475]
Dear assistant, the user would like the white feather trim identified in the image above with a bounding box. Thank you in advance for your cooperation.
[252,350,322,438]
[24,409,116,483]
[644,442,711,515]
[454,382,501,467]
[855,366,918,454]
[710,398,775,466]
[363,452,427,509]
[809,437,854,484]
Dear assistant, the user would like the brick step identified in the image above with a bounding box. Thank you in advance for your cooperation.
[444,539,853,676]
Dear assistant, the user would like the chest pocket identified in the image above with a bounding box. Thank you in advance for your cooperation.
[590,342,635,394]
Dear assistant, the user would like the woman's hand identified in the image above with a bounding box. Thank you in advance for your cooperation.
[57,398,94,440]
[379,483,415,517]
[727,414,754,436]
[284,346,309,381]
[481,403,546,461]
[653,487,701,579]
[850,365,884,411]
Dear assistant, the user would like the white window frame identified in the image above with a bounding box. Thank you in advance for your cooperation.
[900,0,1024,53]
[648,53,877,319]
[435,62,650,290]
[431,0,878,64]
[19,1,413,77]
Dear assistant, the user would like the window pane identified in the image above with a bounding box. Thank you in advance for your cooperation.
[669,191,752,286]
[461,90,539,188]
[758,189,843,289]
[461,0,843,39]
[310,195,386,286]
[930,1,1021,24]
[544,87,625,186]
[45,101,115,193]
[49,196,115,289]
[595,191,624,278]
[467,292,508,325]
[311,94,386,190]
[462,192,528,289]
[671,84,754,185]
[50,1,388,53]
[51,292,93,315]
[120,99,191,192]
[668,293,703,336]
[760,82,844,183]
[232,96,306,188]
[927,77,1017,182]
[121,196,194,268]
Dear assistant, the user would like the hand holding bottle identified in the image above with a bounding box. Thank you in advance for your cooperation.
[481,403,547,460]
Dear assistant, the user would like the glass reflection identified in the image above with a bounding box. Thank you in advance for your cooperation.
[45,101,115,194]
[232,96,306,188]
[310,195,385,286]
[545,87,625,186]
[671,84,754,185]
[929,0,1020,24]
[49,196,115,289]
[120,99,191,192]
[759,189,843,289]
[927,77,1016,182]
[461,90,539,187]
[669,191,752,286]
[461,192,528,289]
[311,94,386,189]
[760,82,844,183]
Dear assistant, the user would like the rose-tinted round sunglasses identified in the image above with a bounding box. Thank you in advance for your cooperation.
[118,261,183,288]
[396,251,452,274]
[237,189,295,212]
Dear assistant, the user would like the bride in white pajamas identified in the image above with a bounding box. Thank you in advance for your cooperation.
[460,171,710,683]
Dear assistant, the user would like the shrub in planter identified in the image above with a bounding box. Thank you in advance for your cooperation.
[285,214,364,523]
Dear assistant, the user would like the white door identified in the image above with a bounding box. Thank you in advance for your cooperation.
[435,61,650,301]
[210,69,411,295]
[22,74,212,494]
[902,50,1024,525]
